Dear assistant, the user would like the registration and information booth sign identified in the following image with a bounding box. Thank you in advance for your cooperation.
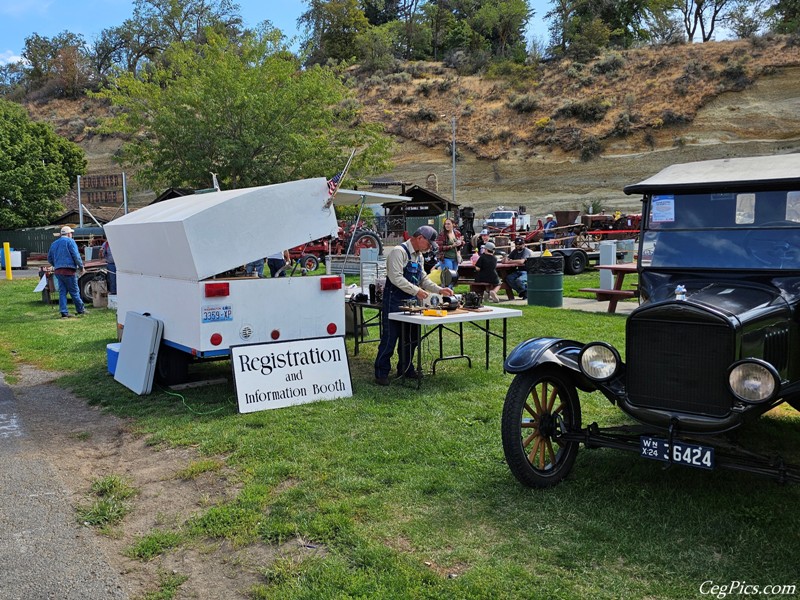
[231,336,352,413]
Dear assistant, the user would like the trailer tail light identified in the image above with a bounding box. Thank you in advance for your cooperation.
[271,329,280,340]
[205,282,229,298]
[210,333,223,346]
[327,323,337,335]
[320,276,342,291]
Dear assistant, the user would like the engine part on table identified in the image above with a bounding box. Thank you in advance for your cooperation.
[423,293,442,308]
[463,291,483,309]
[401,298,420,312]
[351,292,369,303]
[440,268,459,287]
[441,294,462,310]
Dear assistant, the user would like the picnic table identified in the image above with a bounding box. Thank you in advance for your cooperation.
[457,261,521,300]
[579,263,638,313]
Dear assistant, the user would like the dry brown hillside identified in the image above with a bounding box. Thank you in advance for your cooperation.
[24,36,800,220]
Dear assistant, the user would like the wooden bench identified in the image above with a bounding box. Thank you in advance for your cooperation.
[578,288,636,314]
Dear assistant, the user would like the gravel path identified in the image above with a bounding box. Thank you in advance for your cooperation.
[0,372,129,600]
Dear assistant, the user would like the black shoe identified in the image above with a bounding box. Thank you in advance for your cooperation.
[375,377,390,386]
[397,370,423,380]
[519,292,527,300]
[76,311,86,317]
[61,313,73,318]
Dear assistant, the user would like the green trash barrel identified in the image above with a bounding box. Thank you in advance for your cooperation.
[526,255,564,308]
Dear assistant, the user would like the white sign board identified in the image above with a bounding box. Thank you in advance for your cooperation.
[231,336,352,413]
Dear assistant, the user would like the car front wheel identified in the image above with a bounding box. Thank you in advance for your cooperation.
[501,367,582,488]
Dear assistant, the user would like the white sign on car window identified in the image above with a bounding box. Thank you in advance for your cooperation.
[231,337,352,413]
[651,195,675,223]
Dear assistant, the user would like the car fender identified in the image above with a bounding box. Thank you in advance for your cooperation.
[505,337,618,395]
[504,336,586,375]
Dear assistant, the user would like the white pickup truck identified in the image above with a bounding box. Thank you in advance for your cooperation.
[484,207,531,232]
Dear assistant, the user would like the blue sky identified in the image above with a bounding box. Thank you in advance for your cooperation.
[0,0,550,66]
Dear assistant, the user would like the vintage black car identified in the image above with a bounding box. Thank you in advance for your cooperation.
[501,154,800,487]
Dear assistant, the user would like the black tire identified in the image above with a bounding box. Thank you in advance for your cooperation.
[352,230,383,256]
[155,344,189,385]
[78,272,104,304]
[501,367,582,488]
[562,250,588,275]
[298,254,319,271]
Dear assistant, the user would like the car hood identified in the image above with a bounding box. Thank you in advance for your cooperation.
[637,273,792,326]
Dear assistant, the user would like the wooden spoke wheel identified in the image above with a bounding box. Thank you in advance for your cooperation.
[501,367,582,488]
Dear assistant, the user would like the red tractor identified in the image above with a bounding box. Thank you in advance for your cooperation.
[288,221,383,271]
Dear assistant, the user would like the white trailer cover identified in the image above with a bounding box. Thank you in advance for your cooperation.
[104,178,338,281]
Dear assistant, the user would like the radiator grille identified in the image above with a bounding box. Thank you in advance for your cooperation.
[627,319,734,417]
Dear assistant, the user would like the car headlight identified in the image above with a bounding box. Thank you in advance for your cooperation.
[579,343,620,382]
[728,359,779,404]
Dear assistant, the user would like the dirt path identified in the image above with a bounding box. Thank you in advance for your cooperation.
[4,365,314,599]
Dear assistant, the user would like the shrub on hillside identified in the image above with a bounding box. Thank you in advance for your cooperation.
[410,107,438,122]
[554,95,611,122]
[592,52,625,75]
[580,135,602,161]
[507,92,539,113]
[384,72,412,85]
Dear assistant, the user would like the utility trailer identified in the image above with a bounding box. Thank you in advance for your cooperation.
[104,178,346,384]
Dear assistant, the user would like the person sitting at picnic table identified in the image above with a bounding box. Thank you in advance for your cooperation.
[436,218,464,276]
[473,229,491,255]
[475,241,501,303]
[503,236,534,300]
[542,214,558,241]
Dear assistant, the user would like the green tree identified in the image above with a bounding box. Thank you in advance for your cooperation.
[300,0,371,64]
[767,0,800,32]
[0,99,86,228]
[355,24,399,70]
[20,31,93,96]
[724,0,770,37]
[94,0,245,76]
[472,0,532,58]
[675,0,735,41]
[94,30,392,190]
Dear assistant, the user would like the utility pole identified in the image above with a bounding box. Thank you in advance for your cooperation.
[451,117,456,206]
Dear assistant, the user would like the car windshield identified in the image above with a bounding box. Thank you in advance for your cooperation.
[490,212,514,219]
[642,190,800,269]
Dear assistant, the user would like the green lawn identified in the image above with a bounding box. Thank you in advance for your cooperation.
[1,275,797,600]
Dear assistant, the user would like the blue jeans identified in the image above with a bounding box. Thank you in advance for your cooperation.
[55,273,85,315]
[267,258,286,277]
[106,262,117,294]
[441,257,459,271]
[245,259,265,277]
[374,285,420,378]
[506,270,527,295]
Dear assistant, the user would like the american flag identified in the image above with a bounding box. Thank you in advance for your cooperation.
[327,172,342,196]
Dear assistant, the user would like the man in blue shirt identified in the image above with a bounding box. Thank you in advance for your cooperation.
[542,214,558,240]
[47,226,86,318]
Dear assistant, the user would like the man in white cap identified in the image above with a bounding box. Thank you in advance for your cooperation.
[47,226,86,318]
[374,226,453,385]
[542,214,558,241]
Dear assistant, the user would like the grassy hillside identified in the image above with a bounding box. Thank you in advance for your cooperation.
[23,36,800,220]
